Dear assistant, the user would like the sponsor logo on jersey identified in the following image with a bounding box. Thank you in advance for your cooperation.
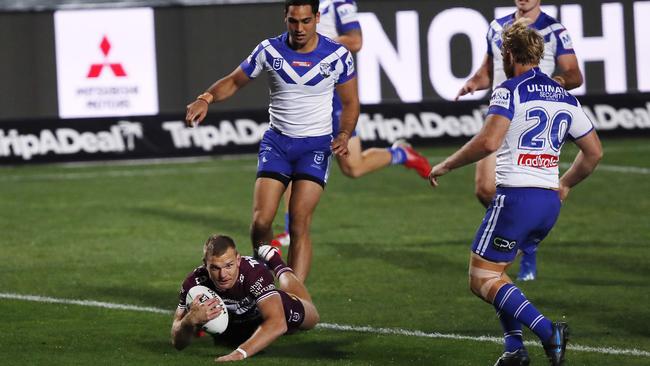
[320,63,332,78]
[291,61,312,67]
[492,237,517,252]
[273,58,284,70]
[558,30,573,49]
[490,87,510,109]
[517,153,559,168]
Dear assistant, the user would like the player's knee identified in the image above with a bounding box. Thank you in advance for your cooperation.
[251,212,273,234]
[338,161,363,179]
[468,266,507,303]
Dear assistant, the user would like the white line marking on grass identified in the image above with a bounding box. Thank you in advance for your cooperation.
[2,292,649,358]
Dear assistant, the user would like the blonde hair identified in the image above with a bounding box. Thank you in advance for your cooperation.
[501,18,544,66]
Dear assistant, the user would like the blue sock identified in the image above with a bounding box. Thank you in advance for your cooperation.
[284,212,290,233]
[495,308,524,352]
[388,146,406,164]
[493,283,553,342]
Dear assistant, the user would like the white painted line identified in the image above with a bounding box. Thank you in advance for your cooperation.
[1,292,648,358]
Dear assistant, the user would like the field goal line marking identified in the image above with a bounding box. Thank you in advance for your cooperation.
[1,292,648,358]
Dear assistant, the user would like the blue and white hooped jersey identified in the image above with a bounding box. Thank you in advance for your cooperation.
[487,67,594,189]
[318,0,361,39]
[487,12,575,88]
[240,33,356,137]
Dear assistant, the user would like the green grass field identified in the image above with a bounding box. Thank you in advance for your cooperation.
[1,137,648,365]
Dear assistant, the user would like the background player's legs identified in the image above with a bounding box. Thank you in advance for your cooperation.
[287,179,323,282]
[336,136,391,178]
[251,178,286,249]
[474,152,497,208]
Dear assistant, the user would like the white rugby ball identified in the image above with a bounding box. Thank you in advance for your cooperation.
[186,285,229,335]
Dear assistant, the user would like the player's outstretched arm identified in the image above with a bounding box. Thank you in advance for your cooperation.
[429,114,509,187]
[185,67,252,127]
[215,294,287,362]
[559,130,602,201]
[331,77,360,157]
[455,54,493,100]
[171,297,222,350]
[554,54,583,90]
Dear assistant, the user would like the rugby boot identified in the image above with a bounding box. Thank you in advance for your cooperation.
[274,231,291,247]
[543,322,570,366]
[392,140,432,179]
[493,348,530,366]
[517,252,537,281]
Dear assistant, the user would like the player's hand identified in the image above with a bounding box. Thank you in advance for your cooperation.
[187,297,222,326]
[558,183,570,203]
[185,99,209,128]
[331,132,350,157]
[455,80,478,101]
[215,350,246,362]
[428,162,450,188]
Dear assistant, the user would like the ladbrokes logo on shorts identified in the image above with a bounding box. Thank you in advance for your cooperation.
[54,8,158,119]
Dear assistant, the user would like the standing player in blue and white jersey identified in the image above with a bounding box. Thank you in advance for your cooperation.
[456,0,583,281]
[186,0,359,282]
[273,0,431,247]
[431,19,602,366]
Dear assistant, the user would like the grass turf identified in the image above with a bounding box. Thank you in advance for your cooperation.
[1,137,648,365]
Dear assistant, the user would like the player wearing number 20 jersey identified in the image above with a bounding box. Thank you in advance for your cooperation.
[487,67,593,189]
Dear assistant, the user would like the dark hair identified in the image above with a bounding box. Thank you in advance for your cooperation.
[203,234,236,261]
[284,0,319,15]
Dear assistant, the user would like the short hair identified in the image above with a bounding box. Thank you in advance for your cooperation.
[285,0,319,15]
[501,18,544,66]
[203,234,236,261]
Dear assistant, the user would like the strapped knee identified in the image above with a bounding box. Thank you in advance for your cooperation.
[469,257,510,303]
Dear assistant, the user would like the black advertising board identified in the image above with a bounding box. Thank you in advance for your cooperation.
[2,94,648,164]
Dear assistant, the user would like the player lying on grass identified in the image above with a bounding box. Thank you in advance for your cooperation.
[171,234,319,362]
[429,18,602,366]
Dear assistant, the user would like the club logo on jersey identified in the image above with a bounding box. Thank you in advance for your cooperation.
[490,87,510,109]
[320,63,332,78]
[517,153,559,168]
[273,58,284,70]
[291,61,312,67]
[313,152,325,164]
[492,237,517,252]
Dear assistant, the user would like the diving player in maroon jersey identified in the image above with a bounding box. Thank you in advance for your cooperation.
[171,234,319,362]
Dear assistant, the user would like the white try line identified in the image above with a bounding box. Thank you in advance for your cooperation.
[1,292,648,358]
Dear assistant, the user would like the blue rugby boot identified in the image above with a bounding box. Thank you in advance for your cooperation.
[543,322,570,366]
[493,348,530,366]
[517,252,537,281]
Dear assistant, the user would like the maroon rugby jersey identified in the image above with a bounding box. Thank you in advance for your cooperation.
[177,256,279,324]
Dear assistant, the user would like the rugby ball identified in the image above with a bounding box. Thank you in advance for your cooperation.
[186,285,229,335]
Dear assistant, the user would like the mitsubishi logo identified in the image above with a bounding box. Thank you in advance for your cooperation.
[87,35,127,78]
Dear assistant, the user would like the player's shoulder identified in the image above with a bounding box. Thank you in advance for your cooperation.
[318,33,348,53]
[534,12,567,33]
[181,265,210,288]
[332,0,357,6]
[238,256,267,278]
[491,13,515,31]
